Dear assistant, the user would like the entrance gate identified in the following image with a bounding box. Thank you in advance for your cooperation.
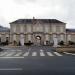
[35,36,41,45]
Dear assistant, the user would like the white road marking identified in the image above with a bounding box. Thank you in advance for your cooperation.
[46,52,54,56]
[7,50,15,51]
[54,52,62,56]
[32,52,37,56]
[14,52,22,56]
[71,54,75,55]
[6,50,22,52]
[23,52,29,56]
[40,49,43,52]
[40,52,45,56]
[5,52,15,56]
[0,68,23,70]
[64,52,71,54]
[17,50,22,51]
[0,57,24,58]
[64,52,75,55]
[0,52,8,56]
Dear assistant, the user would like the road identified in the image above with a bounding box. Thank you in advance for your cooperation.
[0,46,75,75]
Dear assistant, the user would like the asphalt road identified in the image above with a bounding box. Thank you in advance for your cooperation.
[0,46,75,75]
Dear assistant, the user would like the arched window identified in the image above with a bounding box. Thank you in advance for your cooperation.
[6,37,9,42]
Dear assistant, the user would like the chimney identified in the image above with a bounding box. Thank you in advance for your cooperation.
[33,17,35,19]
[32,17,36,24]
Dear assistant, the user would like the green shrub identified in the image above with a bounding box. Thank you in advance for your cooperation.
[68,41,75,45]
[18,41,21,46]
[58,41,64,45]
[24,41,33,46]
[24,43,33,46]
[13,40,17,46]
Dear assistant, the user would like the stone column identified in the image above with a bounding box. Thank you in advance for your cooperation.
[0,34,1,42]
[20,34,24,46]
[45,35,49,45]
[68,34,71,41]
[13,34,17,45]
[60,34,64,41]
[53,37,58,47]
[13,25,16,33]
[52,25,56,33]
[13,34,16,41]
[53,34,58,47]
[20,25,24,33]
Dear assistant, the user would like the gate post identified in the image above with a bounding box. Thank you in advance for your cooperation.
[20,34,24,46]
[53,37,58,47]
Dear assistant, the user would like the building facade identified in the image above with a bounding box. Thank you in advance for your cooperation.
[0,26,10,43]
[10,18,66,46]
[66,29,75,42]
[0,18,72,46]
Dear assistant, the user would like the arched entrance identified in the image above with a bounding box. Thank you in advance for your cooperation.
[35,36,41,45]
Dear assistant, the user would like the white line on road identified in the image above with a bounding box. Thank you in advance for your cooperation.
[0,68,23,70]
[5,52,15,56]
[14,52,22,56]
[71,54,75,55]
[63,52,71,54]
[0,52,8,56]
[54,52,62,56]
[40,52,45,56]
[9,50,22,51]
[0,57,24,58]
[46,52,54,56]
[32,52,37,56]
[64,52,75,55]
[23,52,29,56]
[40,49,43,52]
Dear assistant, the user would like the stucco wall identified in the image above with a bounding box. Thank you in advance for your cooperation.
[10,22,66,44]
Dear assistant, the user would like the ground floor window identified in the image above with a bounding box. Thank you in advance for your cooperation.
[0,38,1,42]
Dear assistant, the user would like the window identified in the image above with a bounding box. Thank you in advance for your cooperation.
[0,38,1,42]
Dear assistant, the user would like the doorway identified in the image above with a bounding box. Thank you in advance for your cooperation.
[35,36,41,45]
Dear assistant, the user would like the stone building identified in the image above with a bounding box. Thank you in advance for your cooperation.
[66,29,75,42]
[0,26,10,43]
[10,18,66,46]
[9,18,75,46]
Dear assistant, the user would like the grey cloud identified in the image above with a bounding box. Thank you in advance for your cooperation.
[26,0,37,2]
[0,16,10,28]
[9,0,75,28]
[60,0,75,27]
[14,0,37,4]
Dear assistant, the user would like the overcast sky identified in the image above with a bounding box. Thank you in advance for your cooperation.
[0,0,75,28]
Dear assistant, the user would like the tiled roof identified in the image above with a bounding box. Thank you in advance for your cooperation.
[66,29,75,32]
[10,19,65,24]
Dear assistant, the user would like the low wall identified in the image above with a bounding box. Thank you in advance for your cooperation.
[56,46,75,53]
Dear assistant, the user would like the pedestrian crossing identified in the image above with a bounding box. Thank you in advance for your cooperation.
[0,51,63,57]
[40,52,45,56]
[23,52,29,56]
[14,52,23,56]
[32,52,37,56]
[0,52,8,56]
[63,52,75,56]
[46,52,54,56]
[53,52,63,56]
[5,52,15,57]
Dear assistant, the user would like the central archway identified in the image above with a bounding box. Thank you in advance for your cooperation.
[35,36,41,45]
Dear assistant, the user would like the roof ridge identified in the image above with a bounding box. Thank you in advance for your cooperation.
[10,19,66,24]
